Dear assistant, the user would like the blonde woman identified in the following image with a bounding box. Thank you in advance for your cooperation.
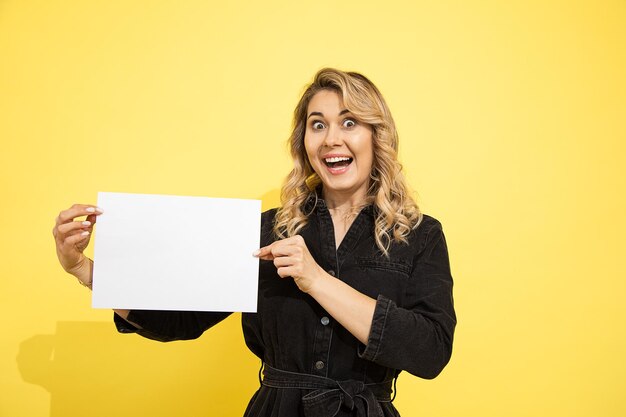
[53,68,456,417]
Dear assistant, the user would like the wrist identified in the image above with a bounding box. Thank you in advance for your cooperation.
[70,256,93,289]
[307,267,333,296]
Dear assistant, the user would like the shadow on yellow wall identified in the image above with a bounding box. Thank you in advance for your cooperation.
[17,318,260,416]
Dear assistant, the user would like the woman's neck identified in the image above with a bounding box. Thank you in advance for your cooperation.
[321,188,368,248]
[321,188,368,217]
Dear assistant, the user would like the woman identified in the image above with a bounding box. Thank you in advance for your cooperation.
[53,68,456,417]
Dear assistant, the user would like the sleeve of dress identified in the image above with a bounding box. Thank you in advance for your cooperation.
[358,219,456,379]
[114,310,232,342]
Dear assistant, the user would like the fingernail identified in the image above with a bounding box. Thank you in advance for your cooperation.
[82,221,91,226]
[86,207,95,213]
[81,231,90,236]
[95,207,104,213]
[252,249,260,257]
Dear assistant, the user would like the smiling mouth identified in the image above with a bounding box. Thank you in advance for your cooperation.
[324,156,353,169]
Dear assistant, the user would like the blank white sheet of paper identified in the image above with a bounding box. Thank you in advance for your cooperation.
[92,192,261,312]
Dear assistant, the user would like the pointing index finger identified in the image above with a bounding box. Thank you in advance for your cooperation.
[253,245,274,260]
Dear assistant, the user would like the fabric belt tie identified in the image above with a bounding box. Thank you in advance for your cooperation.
[261,365,393,417]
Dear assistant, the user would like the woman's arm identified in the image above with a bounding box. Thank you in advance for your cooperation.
[306,271,376,345]
[357,222,456,378]
[254,235,376,344]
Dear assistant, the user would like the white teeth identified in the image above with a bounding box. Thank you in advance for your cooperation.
[325,156,351,163]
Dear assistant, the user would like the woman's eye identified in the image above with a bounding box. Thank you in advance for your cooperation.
[312,121,325,130]
[343,119,356,128]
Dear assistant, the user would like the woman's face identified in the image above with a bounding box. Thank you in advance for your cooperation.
[304,90,374,202]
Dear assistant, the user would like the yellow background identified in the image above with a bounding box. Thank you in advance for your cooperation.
[1,0,625,416]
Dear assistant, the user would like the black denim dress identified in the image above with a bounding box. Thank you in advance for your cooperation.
[115,199,456,417]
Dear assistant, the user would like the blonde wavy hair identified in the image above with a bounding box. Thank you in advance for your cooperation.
[274,68,422,256]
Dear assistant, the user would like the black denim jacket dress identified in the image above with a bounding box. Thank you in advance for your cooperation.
[115,199,456,417]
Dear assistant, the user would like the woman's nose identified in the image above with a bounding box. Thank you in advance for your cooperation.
[323,125,344,147]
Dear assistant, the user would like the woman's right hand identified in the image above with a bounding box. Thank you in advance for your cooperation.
[52,204,103,281]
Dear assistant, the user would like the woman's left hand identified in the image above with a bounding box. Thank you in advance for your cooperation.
[254,235,327,293]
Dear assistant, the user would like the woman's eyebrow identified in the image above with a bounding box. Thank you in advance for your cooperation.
[307,109,351,119]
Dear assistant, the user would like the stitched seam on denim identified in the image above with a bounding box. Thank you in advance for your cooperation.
[337,210,367,264]
[324,326,333,378]
[302,392,343,416]
[369,315,381,361]
[311,324,320,374]
[375,379,394,402]
[303,389,341,401]
[264,365,336,385]
[355,258,412,275]
[265,367,392,388]
[262,381,329,389]
[362,296,386,361]
[359,264,411,276]
[362,394,372,414]
[419,221,438,253]
[318,204,335,267]
[410,220,439,283]
[374,297,391,361]
[356,256,411,266]
[361,346,369,383]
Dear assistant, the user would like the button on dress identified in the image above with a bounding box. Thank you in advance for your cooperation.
[114,199,456,416]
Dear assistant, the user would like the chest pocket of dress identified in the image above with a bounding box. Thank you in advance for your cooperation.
[353,257,412,304]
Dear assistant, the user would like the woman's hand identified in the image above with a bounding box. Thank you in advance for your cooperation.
[254,235,376,344]
[52,204,103,281]
[254,235,328,293]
